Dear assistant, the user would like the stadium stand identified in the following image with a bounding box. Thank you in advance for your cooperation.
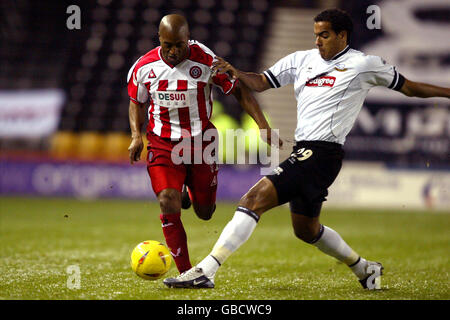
[0,0,304,158]
[60,0,274,133]
[0,0,282,160]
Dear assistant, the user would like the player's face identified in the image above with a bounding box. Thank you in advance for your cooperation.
[314,21,346,60]
[159,30,189,66]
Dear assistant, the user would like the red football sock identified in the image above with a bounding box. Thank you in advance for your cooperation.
[159,213,192,273]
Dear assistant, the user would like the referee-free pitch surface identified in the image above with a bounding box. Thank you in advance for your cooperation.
[1,197,448,300]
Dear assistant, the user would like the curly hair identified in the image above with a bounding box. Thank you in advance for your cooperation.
[314,9,353,44]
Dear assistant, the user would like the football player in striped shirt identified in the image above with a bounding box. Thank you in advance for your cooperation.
[127,14,281,275]
[163,9,450,289]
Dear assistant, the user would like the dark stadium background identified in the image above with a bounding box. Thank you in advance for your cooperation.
[1,0,449,207]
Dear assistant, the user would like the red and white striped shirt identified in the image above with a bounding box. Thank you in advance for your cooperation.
[127,40,237,139]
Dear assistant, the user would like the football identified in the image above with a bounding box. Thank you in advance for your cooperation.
[130,240,172,280]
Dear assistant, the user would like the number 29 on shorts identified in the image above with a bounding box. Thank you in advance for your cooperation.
[292,148,313,161]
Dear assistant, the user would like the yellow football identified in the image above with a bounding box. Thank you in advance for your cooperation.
[130,240,172,280]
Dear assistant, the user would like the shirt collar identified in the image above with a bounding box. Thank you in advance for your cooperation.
[158,46,191,68]
[329,45,350,61]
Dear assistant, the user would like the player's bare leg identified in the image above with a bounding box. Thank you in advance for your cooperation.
[158,188,181,213]
[164,177,382,289]
[238,177,279,216]
[158,188,192,274]
[205,177,279,265]
[164,177,278,288]
[290,214,321,243]
[192,203,216,221]
[290,211,383,289]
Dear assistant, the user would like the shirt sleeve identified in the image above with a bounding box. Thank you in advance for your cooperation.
[191,41,238,95]
[127,58,149,104]
[212,72,238,95]
[360,55,405,91]
[263,52,299,88]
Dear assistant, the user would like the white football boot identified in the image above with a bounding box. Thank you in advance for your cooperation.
[359,261,384,290]
[163,267,215,288]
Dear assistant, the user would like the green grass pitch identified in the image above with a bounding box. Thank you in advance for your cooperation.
[0,196,448,300]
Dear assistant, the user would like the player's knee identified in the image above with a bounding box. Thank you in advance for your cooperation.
[193,203,215,221]
[293,224,319,243]
[158,189,181,213]
[238,181,273,214]
[238,190,261,212]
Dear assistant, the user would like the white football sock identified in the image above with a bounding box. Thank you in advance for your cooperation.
[348,257,369,280]
[312,225,367,279]
[197,207,259,278]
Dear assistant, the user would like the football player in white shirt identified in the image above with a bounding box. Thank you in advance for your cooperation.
[163,9,450,289]
[128,14,281,276]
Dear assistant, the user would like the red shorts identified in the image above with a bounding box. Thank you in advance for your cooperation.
[146,122,219,206]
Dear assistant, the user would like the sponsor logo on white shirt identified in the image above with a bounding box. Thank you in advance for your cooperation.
[306,76,336,87]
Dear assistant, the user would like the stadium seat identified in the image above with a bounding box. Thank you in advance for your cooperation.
[103,132,131,162]
[76,132,104,160]
[49,131,78,159]
[0,1,273,159]
[58,1,273,135]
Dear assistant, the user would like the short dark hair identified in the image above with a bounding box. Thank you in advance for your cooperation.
[314,9,353,44]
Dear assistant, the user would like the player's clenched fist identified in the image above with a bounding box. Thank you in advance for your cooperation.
[128,136,143,164]
[212,56,238,79]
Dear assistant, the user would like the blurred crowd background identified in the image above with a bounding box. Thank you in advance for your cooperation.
[0,0,449,208]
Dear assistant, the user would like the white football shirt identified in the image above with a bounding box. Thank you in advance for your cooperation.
[263,46,405,145]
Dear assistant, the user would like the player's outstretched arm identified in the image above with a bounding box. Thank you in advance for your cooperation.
[213,56,271,92]
[232,81,283,148]
[400,78,450,98]
[128,100,145,164]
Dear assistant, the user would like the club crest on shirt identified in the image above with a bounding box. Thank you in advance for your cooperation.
[306,76,336,87]
[189,66,202,79]
[334,64,347,72]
